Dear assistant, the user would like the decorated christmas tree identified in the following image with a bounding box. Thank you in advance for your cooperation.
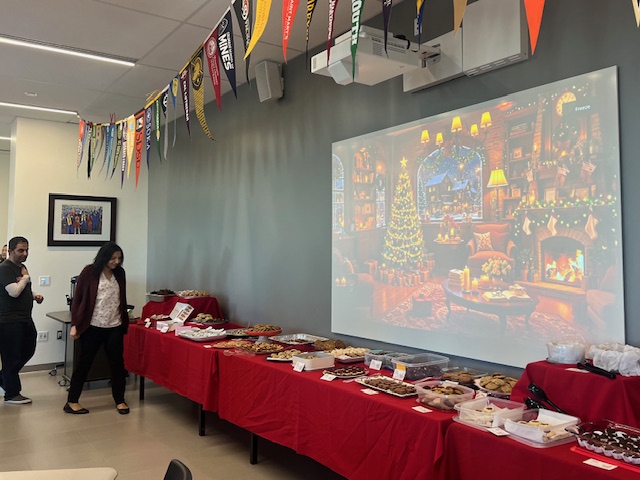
[381,158,426,268]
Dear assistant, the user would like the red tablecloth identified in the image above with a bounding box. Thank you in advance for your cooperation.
[441,421,640,480]
[141,296,223,320]
[124,323,239,411]
[216,353,454,480]
[511,360,640,427]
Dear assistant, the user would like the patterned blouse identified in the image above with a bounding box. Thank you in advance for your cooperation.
[89,272,122,328]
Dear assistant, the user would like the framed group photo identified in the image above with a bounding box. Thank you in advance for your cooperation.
[47,194,117,247]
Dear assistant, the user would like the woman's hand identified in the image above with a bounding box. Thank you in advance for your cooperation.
[70,326,80,340]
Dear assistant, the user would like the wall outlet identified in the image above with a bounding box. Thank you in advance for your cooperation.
[37,331,48,342]
[57,330,63,340]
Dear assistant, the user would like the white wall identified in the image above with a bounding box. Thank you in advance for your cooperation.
[0,150,9,244]
[8,118,148,366]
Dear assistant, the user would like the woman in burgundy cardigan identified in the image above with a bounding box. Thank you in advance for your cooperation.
[64,242,130,415]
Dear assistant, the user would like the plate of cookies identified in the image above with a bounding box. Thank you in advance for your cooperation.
[266,349,303,362]
[322,366,367,379]
[245,324,282,337]
[356,375,417,397]
[239,342,284,355]
[474,373,518,398]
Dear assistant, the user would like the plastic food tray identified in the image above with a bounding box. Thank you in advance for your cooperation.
[415,380,475,411]
[566,419,640,465]
[440,367,488,385]
[364,351,408,370]
[503,409,579,447]
[147,293,176,302]
[290,352,335,371]
[271,333,329,345]
[391,353,450,381]
[355,375,417,398]
[454,397,525,429]
[177,330,227,342]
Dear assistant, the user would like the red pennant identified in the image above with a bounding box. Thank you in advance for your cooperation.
[524,0,545,55]
[282,0,300,62]
[205,28,222,111]
[134,110,145,189]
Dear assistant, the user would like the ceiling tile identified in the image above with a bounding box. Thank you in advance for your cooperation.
[97,0,210,22]
[140,24,215,71]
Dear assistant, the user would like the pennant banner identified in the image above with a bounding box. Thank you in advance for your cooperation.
[134,110,145,188]
[416,0,426,45]
[154,97,162,161]
[145,105,153,168]
[453,0,467,35]
[327,0,340,63]
[161,88,169,159]
[633,0,640,27]
[205,28,223,111]
[218,10,238,98]
[232,0,253,84]
[88,123,96,179]
[112,122,123,179]
[191,47,215,140]
[126,115,135,178]
[244,0,272,59]
[76,119,87,174]
[98,124,112,176]
[382,0,393,54]
[121,123,127,188]
[305,0,318,66]
[171,76,179,146]
[282,0,300,62]
[179,67,191,137]
[524,0,545,55]
[350,0,366,80]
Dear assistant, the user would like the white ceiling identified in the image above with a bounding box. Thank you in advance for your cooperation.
[0,0,394,144]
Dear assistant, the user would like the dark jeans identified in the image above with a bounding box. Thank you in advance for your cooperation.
[0,321,37,399]
[67,325,126,405]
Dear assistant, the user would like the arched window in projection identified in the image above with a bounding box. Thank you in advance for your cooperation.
[375,160,386,228]
[332,154,345,236]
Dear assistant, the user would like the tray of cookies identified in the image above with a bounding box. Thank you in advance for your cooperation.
[245,324,282,336]
[239,342,284,355]
[266,349,303,362]
[322,366,367,379]
[441,367,488,386]
[454,397,525,429]
[503,409,579,447]
[474,373,518,398]
[415,380,475,411]
[356,375,417,397]
[177,327,227,342]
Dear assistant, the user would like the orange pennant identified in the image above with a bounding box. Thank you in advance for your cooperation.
[524,0,545,55]
[633,0,640,27]
[453,0,467,35]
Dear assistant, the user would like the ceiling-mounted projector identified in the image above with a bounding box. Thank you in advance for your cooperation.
[311,26,438,86]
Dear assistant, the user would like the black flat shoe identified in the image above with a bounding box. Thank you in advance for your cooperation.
[63,403,89,414]
[116,404,130,415]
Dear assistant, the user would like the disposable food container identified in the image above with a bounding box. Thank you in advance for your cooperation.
[566,419,640,465]
[290,352,335,371]
[546,341,586,364]
[364,350,407,370]
[454,397,525,428]
[504,409,579,446]
[391,353,449,380]
[415,380,475,410]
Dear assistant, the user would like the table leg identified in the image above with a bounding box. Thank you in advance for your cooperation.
[250,433,259,465]
[139,375,145,401]
[199,404,206,436]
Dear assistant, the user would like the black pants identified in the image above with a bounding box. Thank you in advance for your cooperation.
[0,321,37,399]
[67,325,126,405]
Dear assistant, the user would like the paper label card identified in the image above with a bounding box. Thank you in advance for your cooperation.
[169,302,194,322]
[583,459,617,470]
[487,427,510,436]
[369,359,383,370]
[321,374,336,381]
[393,368,406,381]
[412,406,432,413]
[293,362,305,372]
[160,325,170,333]
[361,388,379,395]
[145,320,151,328]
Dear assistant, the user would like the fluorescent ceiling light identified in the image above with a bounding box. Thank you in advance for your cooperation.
[0,101,77,116]
[0,136,10,141]
[0,34,137,67]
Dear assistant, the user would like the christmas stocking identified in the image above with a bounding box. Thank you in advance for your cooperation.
[547,215,558,236]
[522,216,532,236]
[585,213,599,240]
[581,161,596,183]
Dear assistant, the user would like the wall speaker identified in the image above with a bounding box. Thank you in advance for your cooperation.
[255,61,283,102]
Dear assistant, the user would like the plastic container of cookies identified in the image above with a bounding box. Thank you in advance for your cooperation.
[503,409,579,447]
[391,353,449,381]
[364,350,408,370]
[454,397,525,428]
[415,380,475,411]
[290,352,335,371]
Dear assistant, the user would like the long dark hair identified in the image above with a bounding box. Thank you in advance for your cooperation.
[91,241,124,275]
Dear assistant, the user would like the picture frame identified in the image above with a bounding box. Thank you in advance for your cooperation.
[511,187,521,198]
[544,187,557,203]
[575,187,590,200]
[512,147,523,159]
[47,194,117,247]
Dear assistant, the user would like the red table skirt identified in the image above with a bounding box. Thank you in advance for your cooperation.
[441,421,639,480]
[511,360,640,427]
[217,352,453,480]
[141,296,223,320]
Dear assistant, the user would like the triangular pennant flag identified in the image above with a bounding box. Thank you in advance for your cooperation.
[205,28,223,111]
[350,0,366,80]
[585,213,599,240]
[382,0,393,54]
[416,0,426,45]
[154,97,162,161]
[524,0,545,55]
[94,124,105,163]
[218,10,238,98]
[134,110,145,188]
[88,123,96,178]
[121,123,127,188]
[453,0,467,35]
[634,0,640,27]
[111,122,123,179]
[98,123,112,176]
[232,0,253,84]
[191,47,215,141]
[282,0,300,62]
[304,0,318,66]
[327,0,340,64]
[523,216,532,236]
[547,214,557,236]
[126,115,135,178]
[103,123,115,179]
[76,119,87,174]
[145,105,153,168]
[161,87,169,159]
[171,76,179,147]
[179,67,191,137]
[244,0,272,59]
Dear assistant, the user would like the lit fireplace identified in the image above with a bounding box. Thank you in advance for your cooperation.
[541,237,585,287]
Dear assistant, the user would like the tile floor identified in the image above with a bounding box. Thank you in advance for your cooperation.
[0,370,345,479]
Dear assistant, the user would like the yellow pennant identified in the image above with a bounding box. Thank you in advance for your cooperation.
[244,0,273,59]
[453,0,467,35]
[633,0,640,27]
[126,115,135,178]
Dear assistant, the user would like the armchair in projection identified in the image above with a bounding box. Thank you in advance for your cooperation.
[466,224,517,277]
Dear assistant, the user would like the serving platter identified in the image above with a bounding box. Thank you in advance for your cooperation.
[355,375,417,398]
[226,328,250,337]
[177,329,227,342]
[271,333,329,345]
[323,366,367,379]
[212,339,254,349]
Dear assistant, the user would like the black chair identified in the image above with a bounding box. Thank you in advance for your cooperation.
[163,459,192,480]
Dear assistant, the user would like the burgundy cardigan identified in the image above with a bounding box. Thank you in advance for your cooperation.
[70,264,129,335]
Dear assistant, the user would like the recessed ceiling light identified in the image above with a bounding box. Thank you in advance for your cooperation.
[0,34,137,67]
[24,92,38,97]
[0,101,77,116]
[0,136,11,141]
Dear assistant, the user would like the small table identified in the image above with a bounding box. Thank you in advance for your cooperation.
[442,279,539,332]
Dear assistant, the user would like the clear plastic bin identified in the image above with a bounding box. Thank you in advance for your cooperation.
[364,350,407,370]
[454,397,525,428]
[415,380,475,411]
[391,353,449,380]
[503,409,579,445]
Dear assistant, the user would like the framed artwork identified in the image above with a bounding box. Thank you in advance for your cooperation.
[512,147,523,159]
[544,188,557,203]
[511,187,521,198]
[575,187,590,200]
[47,194,117,247]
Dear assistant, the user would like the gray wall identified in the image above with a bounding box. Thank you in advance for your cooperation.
[147,0,639,374]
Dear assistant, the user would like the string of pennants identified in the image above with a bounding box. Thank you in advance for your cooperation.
[76,0,640,189]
